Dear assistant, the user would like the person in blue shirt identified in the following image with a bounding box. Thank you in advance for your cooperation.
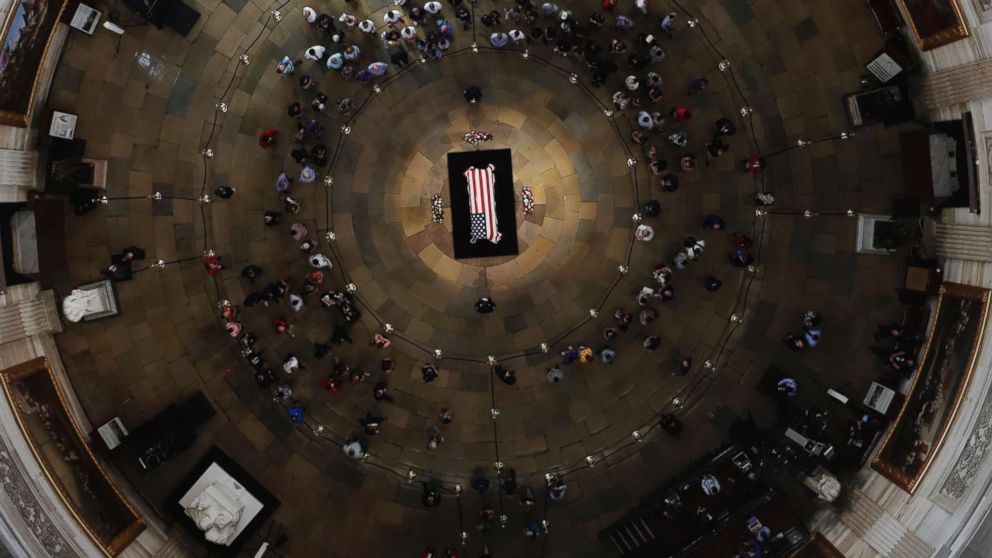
[777,377,797,396]
[287,403,305,423]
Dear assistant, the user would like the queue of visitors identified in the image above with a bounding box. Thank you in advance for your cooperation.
[106,0,814,552]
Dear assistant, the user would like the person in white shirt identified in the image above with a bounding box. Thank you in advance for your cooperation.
[637,286,658,306]
[637,110,653,130]
[400,25,417,42]
[302,6,317,23]
[701,474,721,495]
[508,29,525,43]
[309,253,332,268]
[635,0,648,15]
[343,439,366,459]
[384,9,403,25]
[650,44,666,62]
[684,238,705,260]
[612,90,630,110]
[282,354,304,374]
[424,1,443,14]
[635,223,654,241]
[358,19,375,33]
[339,12,357,28]
[304,45,326,60]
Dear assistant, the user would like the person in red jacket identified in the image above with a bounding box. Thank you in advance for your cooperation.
[204,254,223,275]
[744,155,765,174]
[671,106,692,121]
[259,128,278,149]
[272,318,290,335]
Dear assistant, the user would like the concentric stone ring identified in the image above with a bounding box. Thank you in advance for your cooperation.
[326,50,641,361]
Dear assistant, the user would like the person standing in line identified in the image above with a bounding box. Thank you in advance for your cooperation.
[276,56,299,74]
[688,77,708,95]
[259,128,278,148]
[282,353,305,374]
[702,214,725,230]
[373,381,393,401]
[422,363,440,383]
[241,264,262,283]
[343,438,367,459]
[643,335,661,351]
[660,11,677,36]
[360,412,386,435]
[304,44,326,60]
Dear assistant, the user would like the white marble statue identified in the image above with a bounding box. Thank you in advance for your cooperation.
[802,469,842,503]
[184,482,244,545]
[61,288,103,322]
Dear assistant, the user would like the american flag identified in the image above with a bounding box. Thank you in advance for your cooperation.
[465,164,502,244]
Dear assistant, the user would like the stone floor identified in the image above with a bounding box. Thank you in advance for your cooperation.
[42,0,912,556]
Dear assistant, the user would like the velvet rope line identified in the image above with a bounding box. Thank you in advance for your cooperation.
[170,0,860,513]
[313,48,643,367]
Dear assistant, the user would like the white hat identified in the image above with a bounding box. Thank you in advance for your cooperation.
[302,6,317,23]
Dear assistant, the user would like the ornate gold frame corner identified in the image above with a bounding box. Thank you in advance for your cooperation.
[897,0,971,51]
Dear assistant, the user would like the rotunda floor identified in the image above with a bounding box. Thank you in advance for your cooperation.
[45,0,912,556]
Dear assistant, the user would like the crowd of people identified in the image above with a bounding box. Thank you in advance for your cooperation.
[86,0,804,553]
[241,0,772,509]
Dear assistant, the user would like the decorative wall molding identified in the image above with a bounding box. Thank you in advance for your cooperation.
[973,0,992,23]
[937,356,992,502]
[0,291,63,345]
[985,132,992,196]
[0,428,77,558]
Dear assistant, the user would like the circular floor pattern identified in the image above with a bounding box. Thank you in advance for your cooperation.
[250,46,748,485]
[48,0,912,554]
[82,6,756,492]
[330,52,640,361]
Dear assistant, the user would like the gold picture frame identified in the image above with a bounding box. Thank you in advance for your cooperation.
[872,283,991,493]
[0,0,70,126]
[0,357,144,556]
[897,0,970,51]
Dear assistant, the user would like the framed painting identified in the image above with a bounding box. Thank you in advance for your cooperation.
[872,283,992,493]
[0,0,70,127]
[0,357,145,556]
[897,0,970,50]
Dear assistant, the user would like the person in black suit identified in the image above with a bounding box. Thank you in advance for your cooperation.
[475,297,495,313]
[463,85,483,103]
[103,246,146,281]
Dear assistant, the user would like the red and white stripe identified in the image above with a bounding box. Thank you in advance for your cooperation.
[465,164,501,243]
